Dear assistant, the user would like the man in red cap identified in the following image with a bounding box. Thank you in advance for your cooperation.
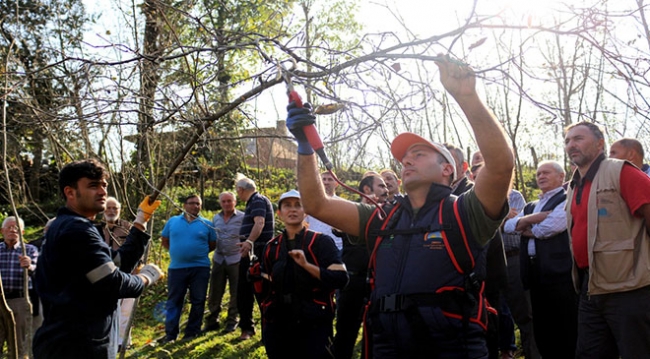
[286,57,514,358]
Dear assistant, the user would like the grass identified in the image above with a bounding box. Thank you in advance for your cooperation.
[124,284,364,359]
[125,287,267,359]
[123,282,526,358]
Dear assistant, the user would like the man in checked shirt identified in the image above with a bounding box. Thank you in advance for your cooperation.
[0,216,38,359]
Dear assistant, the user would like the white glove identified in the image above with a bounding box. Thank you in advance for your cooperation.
[134,209,149,230]
[138,264,164,287]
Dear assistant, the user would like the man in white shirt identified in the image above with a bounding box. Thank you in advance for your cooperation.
[306,171,343,250]
[503,160,577,359]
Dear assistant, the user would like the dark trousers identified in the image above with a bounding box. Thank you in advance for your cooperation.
[528,258,577,359]
[370,311,488,359]
[165,267,211,339]
[333,274,367,359]
[237,250,264,333]
[264,317,334,359]
[207,260,239,326]
[576,272,650,359]
[504,253,540,359]
[497,294,516,353]
[485,289,500,359]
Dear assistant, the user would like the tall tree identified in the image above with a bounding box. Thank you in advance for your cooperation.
[1,0,88,204]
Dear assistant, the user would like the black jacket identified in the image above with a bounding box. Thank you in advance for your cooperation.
[33,206,149,359]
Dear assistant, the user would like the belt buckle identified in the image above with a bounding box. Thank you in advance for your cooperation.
[380,294,401,312]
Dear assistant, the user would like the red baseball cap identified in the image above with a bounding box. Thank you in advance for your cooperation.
[390,132,457,181]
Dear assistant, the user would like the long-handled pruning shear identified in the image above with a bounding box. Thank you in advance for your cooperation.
[277,60,387,217]
[278,60,334,170]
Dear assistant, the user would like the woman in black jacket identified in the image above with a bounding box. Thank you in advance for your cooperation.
[260,190,348,359]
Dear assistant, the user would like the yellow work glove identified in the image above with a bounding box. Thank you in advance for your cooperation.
[134,195,162,227]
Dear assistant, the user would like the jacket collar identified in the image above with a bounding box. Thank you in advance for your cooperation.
[397,182,453,213]
[570,153,606,189]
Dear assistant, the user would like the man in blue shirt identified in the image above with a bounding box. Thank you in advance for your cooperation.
[161,194,216,343]
[0,216,38,359]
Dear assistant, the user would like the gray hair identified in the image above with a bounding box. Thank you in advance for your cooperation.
[2,216,25,229]
[106,196,121,207]
[538,160,565,176]
[235,173,256,191]
[443,143,465,167]
[219,191,236,200]
[564,121,605,141]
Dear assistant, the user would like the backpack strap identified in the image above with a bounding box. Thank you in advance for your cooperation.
[440,197,475,278]
[302,230,320,267]
[365,203,402,291]
[365,203,401,253]
[365,196,480,291]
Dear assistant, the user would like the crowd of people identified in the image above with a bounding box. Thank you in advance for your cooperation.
[2,57,650,359]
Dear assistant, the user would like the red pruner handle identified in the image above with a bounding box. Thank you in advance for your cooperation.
[288,90,303,108]
[305,125,333,170]
[303,125,325,151]
[288,88,333,170]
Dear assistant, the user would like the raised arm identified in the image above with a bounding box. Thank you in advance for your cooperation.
[297,154,361,236]
[436,56,514,219]
[284,100,362,236]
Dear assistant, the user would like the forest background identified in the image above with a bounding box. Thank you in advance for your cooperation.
[2,0,650,357]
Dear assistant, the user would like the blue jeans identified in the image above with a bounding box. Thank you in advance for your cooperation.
[165,267,210,339]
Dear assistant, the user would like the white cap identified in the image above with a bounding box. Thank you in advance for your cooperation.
[278,189,300,206]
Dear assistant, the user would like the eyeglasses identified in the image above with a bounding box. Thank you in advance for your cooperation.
[4,225,20,231]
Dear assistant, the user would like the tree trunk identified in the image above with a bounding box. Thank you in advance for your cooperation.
[137,0,163,176]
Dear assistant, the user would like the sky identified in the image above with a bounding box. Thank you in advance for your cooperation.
[78,0,642,168]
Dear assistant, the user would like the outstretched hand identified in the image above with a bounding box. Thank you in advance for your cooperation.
[435,54,477,99]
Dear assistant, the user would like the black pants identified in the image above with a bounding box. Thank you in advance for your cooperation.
[485,289,501,359]
[528,258,578,359]
[236,246,265,333]
[576,271,650,359]
[264,317,334,359]
[333,274,368,359]
[504,254,540,359]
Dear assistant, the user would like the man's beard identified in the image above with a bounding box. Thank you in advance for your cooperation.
[104,215,118,222]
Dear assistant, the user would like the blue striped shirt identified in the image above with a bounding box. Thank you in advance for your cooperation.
[240,192,275,244]
[0,242,38,291]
